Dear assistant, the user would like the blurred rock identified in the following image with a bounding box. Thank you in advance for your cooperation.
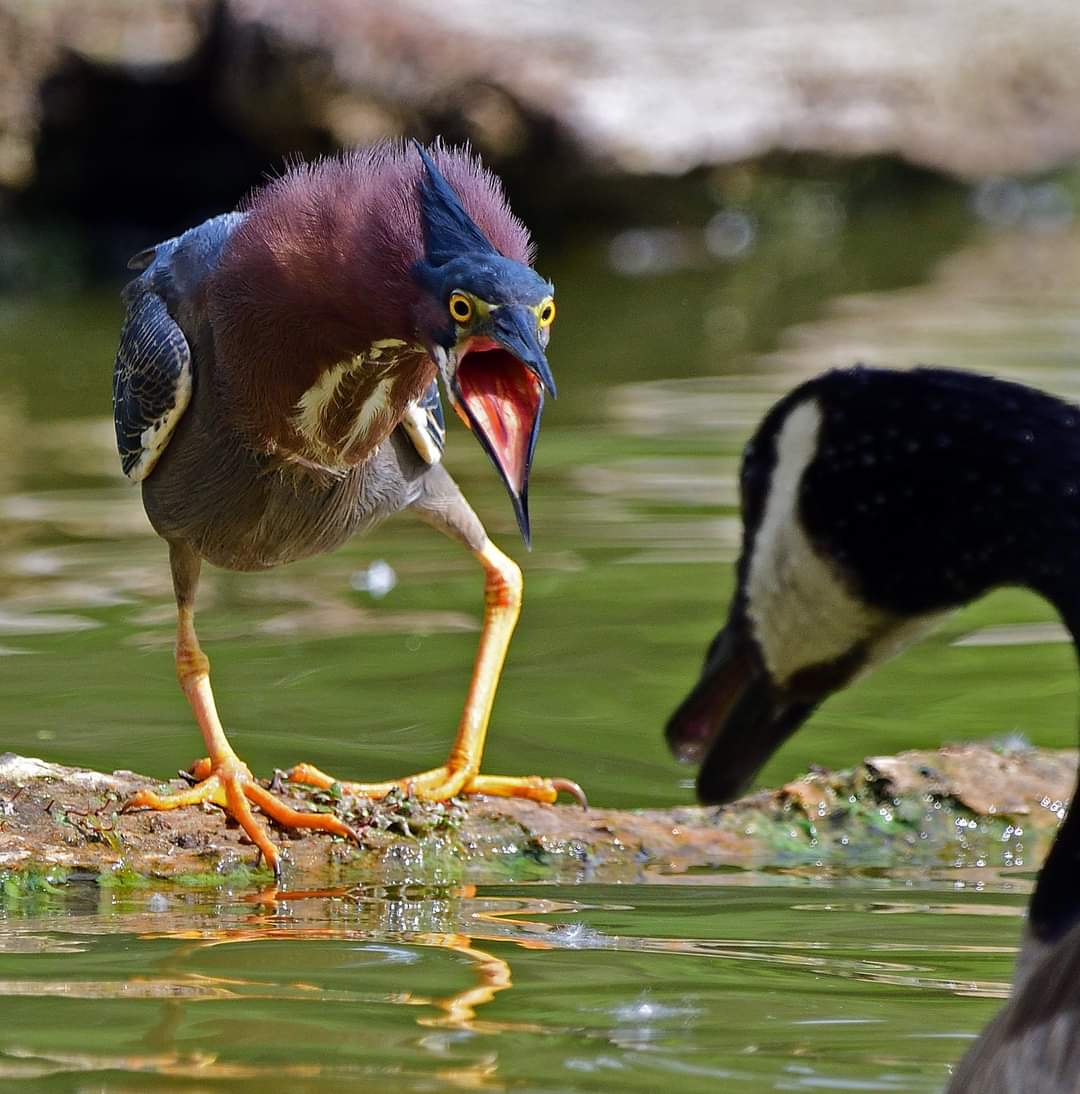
[2,0,1080,217]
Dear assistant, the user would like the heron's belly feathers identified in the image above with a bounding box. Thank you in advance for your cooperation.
[142,400,432,572]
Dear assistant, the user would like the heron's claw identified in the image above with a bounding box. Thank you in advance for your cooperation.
[286,762,586,807]
[124,755,360,877]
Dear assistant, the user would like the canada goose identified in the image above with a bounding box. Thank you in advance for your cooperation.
[665,365,1080,1092]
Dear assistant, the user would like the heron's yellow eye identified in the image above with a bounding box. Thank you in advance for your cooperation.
[449,292,473,324]
[538,298,556,327]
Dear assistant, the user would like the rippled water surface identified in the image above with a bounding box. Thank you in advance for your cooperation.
[2,172,1080,1088]
[0,871,1028,1091]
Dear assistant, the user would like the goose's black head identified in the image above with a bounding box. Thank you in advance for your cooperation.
[666,365,1080,806]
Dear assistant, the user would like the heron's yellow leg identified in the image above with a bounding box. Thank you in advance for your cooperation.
[125,550,358,877]
[288,538,585,806]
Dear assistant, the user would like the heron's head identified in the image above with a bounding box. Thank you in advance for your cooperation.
[411,143,556,545]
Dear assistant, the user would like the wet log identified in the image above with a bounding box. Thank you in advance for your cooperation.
[0,744,1072,891]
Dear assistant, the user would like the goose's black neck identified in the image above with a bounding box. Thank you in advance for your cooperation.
[1029,786,1080,946]
[1026,586,1080,947]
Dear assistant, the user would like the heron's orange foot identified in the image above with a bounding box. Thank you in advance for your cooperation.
[287,762,587,808]
[124,755,360,878]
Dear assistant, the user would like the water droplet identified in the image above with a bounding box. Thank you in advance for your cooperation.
[351,559,397,599]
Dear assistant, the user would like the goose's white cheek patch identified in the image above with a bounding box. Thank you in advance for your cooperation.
[745,399,945,687]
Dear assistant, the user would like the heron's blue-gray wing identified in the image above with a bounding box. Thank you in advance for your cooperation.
[112,287,192,481]
[401,379,446,465]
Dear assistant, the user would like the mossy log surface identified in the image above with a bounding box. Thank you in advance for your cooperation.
[0,744,1072,892]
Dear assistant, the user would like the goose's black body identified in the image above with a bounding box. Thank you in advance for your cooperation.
[665,365,1080,1091]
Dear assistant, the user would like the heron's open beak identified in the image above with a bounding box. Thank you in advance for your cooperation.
[664,623,817,804]
[450,306,556,546]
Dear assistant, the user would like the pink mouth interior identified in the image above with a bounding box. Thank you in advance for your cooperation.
[456,348,542,494]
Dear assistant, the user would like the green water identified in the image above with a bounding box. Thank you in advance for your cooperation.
[2,172,1079,1087]
[0,872,1024,1091]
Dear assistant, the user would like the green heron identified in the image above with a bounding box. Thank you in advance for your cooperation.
[665,366,1080,1087]
[113,141,583,877]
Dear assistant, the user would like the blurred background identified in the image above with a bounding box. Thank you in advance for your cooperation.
[4,0,1080,807]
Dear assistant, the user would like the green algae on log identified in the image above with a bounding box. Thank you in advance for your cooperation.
[0,744,1073,891]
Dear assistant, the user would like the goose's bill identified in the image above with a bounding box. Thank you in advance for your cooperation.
[664,624,817,804]
[452,336,551,547]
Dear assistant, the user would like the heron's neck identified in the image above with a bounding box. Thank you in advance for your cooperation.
[210,171,426,458]
[285,343,434,468]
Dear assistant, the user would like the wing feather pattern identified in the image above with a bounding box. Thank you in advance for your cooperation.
[112,289,193,481]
